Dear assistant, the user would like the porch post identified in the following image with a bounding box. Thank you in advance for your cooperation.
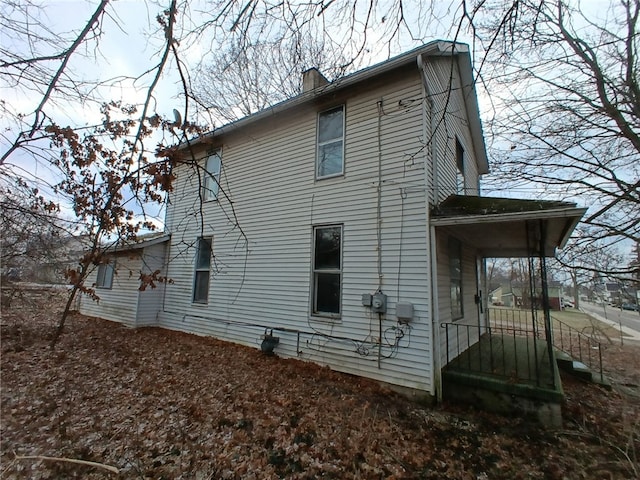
[538,219,556,389]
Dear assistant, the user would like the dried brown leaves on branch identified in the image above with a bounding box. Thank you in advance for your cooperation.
[1,292,639,479]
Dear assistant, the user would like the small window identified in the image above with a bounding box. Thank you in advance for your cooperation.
[316,106,345,179]
[449,237,463,320]
[455,139,465,194]
[96,261,115,289]
[312,225,342,317]
[203,150,222,201]
[193,237,212,303]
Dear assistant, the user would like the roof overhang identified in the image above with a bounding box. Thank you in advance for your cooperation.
[431,196,586,257]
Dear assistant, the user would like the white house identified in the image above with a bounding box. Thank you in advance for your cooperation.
[80,41,585,407]
[79,233,170,328]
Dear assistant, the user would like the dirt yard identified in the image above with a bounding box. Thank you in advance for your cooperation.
[1,288,639,479]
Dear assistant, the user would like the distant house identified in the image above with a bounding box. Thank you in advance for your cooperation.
[496,281,563,311]
[80,41,585,414]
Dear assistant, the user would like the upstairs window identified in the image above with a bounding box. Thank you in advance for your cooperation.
[96,261,115,289]
[193,237,212,303]
[449,237,463,320]
[312,225,342,317]
[203,150,222,201]
[455,139,465,194]
[316,106,345,179]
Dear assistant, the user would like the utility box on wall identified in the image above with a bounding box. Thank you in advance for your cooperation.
[396,302,414,322]
[372,293,387,313]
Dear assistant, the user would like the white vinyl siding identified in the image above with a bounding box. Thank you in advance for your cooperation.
[420,57,481,201]
[80,254,142,328]
[135,242,168,326]
[80,242,168,328]
[160,69,435,394]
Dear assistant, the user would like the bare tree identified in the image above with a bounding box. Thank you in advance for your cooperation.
[192,37,350,122]
[478,0,639,248]
[0,180,70,283]
[2,0,638,342]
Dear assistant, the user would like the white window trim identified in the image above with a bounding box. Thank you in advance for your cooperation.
[203,150,222,201]
[192,237,212,304]
[311,224,343,319]
[96,260,115,289]
[316,105,345,180]
[455,138,465,195]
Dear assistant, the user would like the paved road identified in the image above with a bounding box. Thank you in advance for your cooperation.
[580,301,640,334]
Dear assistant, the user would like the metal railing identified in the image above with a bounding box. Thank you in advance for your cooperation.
[551,315,604,383]
[441,321,549,386]
[441,308,605,387]
[487,308,604,380]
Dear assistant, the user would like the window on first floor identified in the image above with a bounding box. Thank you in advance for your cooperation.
[449,236,463,320]
[316,106,345,179]
[193,237,212,303]
[96,261,115,289]
[312,225,342,317]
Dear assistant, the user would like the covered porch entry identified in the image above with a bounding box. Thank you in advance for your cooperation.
[431,195,586,426]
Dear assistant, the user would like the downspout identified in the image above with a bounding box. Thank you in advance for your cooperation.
[376,99,384,369]
[417,54,442,401]
[160,181,172,319]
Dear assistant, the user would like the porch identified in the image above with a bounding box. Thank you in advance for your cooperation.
[430,195,588,427]
[441,324,560,398]
[440,306,609,427]
[440,320,563,427]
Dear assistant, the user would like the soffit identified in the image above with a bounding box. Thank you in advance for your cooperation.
[431,195,586,257]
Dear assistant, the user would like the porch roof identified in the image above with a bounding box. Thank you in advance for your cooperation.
[431,195,587,257]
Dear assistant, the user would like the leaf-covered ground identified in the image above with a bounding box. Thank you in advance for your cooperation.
[1,288,639,479]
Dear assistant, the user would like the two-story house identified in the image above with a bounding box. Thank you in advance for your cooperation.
[80,41,585,415]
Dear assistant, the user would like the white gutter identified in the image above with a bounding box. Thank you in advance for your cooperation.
[431,207,587,229]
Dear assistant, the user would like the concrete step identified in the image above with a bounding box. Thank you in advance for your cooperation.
[569,360,593,381]
[554,349,611,390]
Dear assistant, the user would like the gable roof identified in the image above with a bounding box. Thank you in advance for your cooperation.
[177,41,488,173]
[432,195,587,257]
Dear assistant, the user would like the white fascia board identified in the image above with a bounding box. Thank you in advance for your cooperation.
[431,207,588,227]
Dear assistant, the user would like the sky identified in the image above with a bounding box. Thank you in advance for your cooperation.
[1,0,634,262]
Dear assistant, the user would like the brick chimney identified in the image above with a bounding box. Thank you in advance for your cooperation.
[302,68,329,92]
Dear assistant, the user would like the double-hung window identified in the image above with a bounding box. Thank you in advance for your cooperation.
[312,225,342,317]
[316,106,345,179]
[203,150,222,201]
[455,139,465,194]
[449,237,463,320]
[193,237,212,303]
[96,260,115,289]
